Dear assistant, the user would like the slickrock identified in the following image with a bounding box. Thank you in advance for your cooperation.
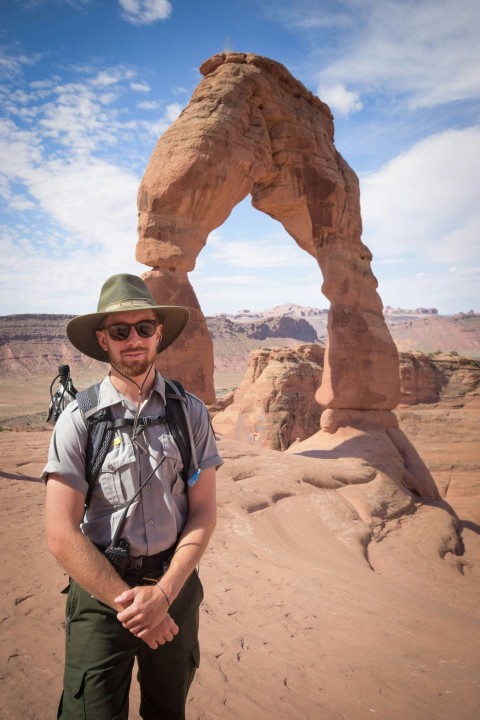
[137,52,400,408]
[287,414,440,522]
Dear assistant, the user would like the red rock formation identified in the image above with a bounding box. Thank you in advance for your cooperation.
[212,345,324,450]
[137,52,400,409]
[212,345,480,450]
[398,352,480,405]
[399,352,442,404]
[143,269,214,397]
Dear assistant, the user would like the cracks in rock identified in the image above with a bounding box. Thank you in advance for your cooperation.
[14,594,33,606]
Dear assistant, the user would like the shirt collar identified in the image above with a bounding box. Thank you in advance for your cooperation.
[96,370,166,410]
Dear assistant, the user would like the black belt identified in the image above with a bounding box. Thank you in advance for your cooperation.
[125,546,175,572]
[124,545,176,587]
[97,543,176,586]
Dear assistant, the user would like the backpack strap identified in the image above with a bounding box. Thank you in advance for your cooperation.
[164,378,200,487]
[76,384,133,507]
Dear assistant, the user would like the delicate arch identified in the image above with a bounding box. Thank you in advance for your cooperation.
[138,52,400,410]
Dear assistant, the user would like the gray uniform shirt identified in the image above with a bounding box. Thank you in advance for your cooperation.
[42,372,222,556]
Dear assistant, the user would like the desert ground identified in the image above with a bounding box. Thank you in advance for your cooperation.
[0,372,479,720]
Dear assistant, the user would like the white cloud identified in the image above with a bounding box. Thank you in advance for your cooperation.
[374,264,480,315]
[191,225,325,315]
[118,0,172,26]
[131,81,151,93]
[27,158,139,246]
[0,56,183,314]
[38,84,117,153]
[164,102,182,122]
[317,82,362,116]
[206,237,308,269]
[275,0,480,109]
[137,100,159,110]
[90,68,132,87]
[360,125,480,312]
[0,62,164,172]
[142,102,183,138]
[360,126,480,265]
[0,226,146,315]
[0,151,145,315]
[0,45,41,79]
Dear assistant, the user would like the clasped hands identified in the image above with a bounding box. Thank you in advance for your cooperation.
[115,585,179,649]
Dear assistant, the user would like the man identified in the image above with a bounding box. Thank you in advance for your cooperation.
[43,274,222,720]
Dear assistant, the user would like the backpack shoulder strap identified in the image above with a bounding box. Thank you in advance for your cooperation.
[76,383,114,507]
[164,378,200,487]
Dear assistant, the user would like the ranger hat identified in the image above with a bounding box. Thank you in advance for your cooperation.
[66,274,189,362]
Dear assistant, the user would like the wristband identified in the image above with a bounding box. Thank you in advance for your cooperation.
[155,583,171,607]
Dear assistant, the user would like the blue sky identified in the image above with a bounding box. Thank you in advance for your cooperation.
[1,0,479,316]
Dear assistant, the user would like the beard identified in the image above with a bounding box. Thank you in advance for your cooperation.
[108,343,157,379]
[116,355,154,378]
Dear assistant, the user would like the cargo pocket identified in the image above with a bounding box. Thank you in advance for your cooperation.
[63,668,86,701]
[62,667,131,718]
[192,643,200,671]
[186,643,201,694]
[191,567,204,607]
[64,581,77,642]
[58,669,87,719]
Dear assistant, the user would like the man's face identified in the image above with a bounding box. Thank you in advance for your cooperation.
[96,309,162,379]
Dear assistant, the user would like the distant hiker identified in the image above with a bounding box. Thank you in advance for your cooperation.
[42,273,222,720]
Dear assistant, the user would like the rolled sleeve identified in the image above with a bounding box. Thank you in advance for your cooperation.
[186,393,223,473]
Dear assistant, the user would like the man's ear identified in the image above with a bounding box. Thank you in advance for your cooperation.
[96,329,109,352]
[156,324,163,353]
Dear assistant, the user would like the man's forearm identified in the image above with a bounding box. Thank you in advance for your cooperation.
[46,475,130,609]
[160,504,216,604]
[50,525,130,609]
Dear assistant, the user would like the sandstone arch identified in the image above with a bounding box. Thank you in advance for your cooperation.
[138,52,400,414]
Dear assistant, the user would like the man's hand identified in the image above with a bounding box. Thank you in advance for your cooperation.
[115,585,179,647]
[138,615,179,649]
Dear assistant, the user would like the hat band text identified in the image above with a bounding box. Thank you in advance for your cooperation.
[102,299,155,312]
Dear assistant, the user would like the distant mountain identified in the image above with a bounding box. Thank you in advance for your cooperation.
[217,305,329,343]
[386,314,480,356]
[206,315,320,372]
[384,306,439,316]
[0,314,103,380]
[231,303,329,320]
[1,308,479,379]
[207,315,318,342]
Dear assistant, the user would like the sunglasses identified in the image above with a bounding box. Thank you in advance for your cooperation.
[102,319,159,342]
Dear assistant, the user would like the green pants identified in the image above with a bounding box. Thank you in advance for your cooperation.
[58,571,203,720]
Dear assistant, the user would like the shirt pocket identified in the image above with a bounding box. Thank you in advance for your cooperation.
[160,433,185,494]
[96,440,136,505]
